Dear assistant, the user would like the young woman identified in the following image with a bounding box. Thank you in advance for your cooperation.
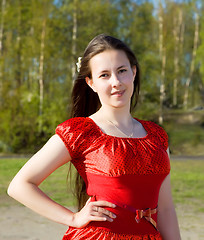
[8,34,181,239]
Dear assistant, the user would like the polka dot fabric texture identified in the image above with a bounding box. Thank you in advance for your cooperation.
[62,226,162,240]
[55,117,170,177]
[55,117,170,239]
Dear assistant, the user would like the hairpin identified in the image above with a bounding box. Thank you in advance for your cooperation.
[76,57,82,72]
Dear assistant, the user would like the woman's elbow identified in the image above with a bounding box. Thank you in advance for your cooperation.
[7,177,26,199]
[7,179,18,198]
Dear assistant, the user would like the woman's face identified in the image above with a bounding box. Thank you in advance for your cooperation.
[86,49,136,110]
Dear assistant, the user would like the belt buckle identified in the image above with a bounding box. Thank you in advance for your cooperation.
[135,209,143,223]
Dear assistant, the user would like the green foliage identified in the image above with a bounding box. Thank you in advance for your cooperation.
[0,0,203,153]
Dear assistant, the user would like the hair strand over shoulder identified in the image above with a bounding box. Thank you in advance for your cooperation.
[69,34,140,209]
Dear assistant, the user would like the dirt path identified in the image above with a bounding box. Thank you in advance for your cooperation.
[0,201,68,240]
[1,197,204,240]
[176,205,204,240]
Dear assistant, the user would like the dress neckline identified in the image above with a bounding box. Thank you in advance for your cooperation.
[86,117,149,140]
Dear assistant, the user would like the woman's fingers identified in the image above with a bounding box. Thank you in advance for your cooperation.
[89,201,117,222]
[92,205,116,218]
[90,215,113,222]
[92,200,116,208]
[72,199,117,228]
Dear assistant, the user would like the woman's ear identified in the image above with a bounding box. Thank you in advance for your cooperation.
[132,65,137,78]
[85,77,97,92]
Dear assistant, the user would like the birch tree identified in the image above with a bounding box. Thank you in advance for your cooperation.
[71,0,78,80]
[173,7,184,106]
[39,17,46,118]
[0,0,5,53]
[183,9,199,109]
[38,1,51,131]
[0,0,6,101]
[158,0,166,125]
[13,0,23,88]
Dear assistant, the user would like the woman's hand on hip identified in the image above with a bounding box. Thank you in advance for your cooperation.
[72,197,117,228]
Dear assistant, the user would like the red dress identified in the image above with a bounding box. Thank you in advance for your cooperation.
[55,117,170,240]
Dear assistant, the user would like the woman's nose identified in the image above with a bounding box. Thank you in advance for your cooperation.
[111,73,121,87]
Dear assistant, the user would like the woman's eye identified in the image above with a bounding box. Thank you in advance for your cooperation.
[119,69,127,73]
[100,73,109,78]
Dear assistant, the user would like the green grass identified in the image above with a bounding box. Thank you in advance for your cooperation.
[170,159,204,212]
[0,158,27,196]
[40,163,77,207]
[1,158,204,211]
[0,158,77,207]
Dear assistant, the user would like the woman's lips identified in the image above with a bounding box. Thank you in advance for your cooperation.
[111,90,125,96]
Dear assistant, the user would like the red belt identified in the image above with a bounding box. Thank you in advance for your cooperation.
[92,195,158,230]
[114,201,158,230]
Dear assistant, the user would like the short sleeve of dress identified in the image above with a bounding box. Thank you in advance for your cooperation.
[55,117,86,159]
[147,121,169,151]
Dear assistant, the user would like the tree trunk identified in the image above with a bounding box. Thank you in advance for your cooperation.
[16,0,22,87]
[158,1,165,125]
[0,0,6,53]
[173,13,179,106]
[39,17,46,117]
[71,0,77,80]
[183,12,199,109]
[179,11,185,57]
[159,48,166,125]
[0,0,6,101]
[173,8,183,107]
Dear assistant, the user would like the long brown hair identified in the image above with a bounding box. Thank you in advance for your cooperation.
[70,34,140,209]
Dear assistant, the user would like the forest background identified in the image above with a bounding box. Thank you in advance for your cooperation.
[0,0,204,156]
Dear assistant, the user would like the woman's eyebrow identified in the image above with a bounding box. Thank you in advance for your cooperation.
[99,69,109,73]
[117,65,128,69]
[97,65,128,75]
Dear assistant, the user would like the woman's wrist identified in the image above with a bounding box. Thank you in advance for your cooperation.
[58,207,76,227]
[70,211,83,228]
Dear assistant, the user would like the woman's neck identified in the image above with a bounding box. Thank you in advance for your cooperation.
[97,105,133,126]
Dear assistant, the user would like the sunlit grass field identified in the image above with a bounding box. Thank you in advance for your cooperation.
[1,158,204,211]
[170,159,204,212]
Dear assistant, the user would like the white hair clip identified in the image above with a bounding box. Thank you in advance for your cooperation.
[76,57,82,73]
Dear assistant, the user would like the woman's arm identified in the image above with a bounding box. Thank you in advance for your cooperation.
[7,135,75,225]
[7,135,116,227]
[157,148,181,239]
